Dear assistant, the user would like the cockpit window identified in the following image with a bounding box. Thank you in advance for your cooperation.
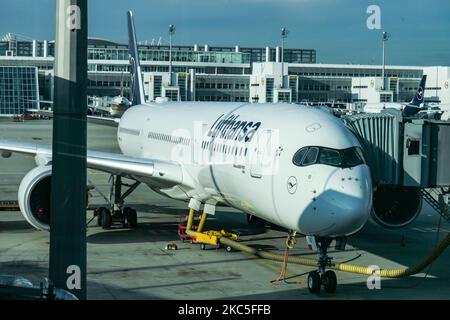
[292,147,308,166]
[302,147,319,166]
[318,148,342,166]
[292,146,365,168]
[342,148,364,167]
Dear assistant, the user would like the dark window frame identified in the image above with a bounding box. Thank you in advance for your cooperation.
[292,146,365,168]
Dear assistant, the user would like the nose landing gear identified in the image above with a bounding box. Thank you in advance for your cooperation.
[307,237,337,294]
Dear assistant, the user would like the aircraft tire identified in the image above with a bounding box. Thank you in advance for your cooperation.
[307,271,321,294]
[101,208,112,230]
[323,270,337,294]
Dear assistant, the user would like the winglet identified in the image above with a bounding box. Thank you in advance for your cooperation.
[127,11,145,106]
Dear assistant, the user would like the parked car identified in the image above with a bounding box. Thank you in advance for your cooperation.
[12,111,39,122]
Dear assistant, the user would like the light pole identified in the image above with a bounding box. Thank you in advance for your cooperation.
[381,31,390,90]
[281,27,289,88]
[168,24,176,86]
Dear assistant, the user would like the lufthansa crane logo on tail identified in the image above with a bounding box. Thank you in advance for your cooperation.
[130,56,136,80]
[417,87,424,101]
[287,176,298,194]
[129,56,136,100]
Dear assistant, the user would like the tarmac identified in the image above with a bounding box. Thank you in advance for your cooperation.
[0,119,449,300]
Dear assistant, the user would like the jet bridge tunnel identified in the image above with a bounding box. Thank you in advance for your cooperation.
[342,109,450,228]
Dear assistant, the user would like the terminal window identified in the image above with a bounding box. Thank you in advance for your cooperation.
[0,66,38,115]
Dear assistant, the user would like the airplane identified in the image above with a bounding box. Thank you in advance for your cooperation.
[88,74,132,118]
[363,75,428,116]
[88,95,132,118]
[2,11,422,294]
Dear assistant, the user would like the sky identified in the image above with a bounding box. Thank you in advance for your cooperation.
[1,0,449,66]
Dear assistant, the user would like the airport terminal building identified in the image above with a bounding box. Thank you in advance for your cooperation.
[0,34,449,115]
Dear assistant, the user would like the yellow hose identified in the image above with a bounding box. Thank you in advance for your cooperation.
[219,232,450,278]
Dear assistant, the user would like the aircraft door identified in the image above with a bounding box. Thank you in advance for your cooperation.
[248,129,284,225]
[250,130,274,179]
[271,140,305,227]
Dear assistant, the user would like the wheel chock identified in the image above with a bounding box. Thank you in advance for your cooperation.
[165,243,178,250]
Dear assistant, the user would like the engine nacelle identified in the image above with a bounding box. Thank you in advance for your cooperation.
[371,186,422,228]
[18,165,52,231]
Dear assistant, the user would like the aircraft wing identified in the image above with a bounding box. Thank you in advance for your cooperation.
[36,110,120,127]
[86,115,120,127]
[0,140,182,186]
[37,109,54,118]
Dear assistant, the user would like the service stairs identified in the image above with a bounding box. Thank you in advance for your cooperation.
[420,188,450,224]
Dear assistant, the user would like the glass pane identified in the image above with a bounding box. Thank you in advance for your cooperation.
[302,147,319,166]
[342,147,364,167]
[293,147,308,166]
[319,148,342,166]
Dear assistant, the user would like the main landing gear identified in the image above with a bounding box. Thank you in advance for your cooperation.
[307,237,337,294]
[94,175,140,230]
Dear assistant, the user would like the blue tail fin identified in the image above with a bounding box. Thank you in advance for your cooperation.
[410,75,427,106]
[403,75,427,116]
[127,11,145,106]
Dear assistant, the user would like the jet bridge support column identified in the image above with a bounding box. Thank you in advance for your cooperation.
[49,0,88,300]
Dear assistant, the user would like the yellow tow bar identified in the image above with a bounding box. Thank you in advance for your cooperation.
[185,208,238,246]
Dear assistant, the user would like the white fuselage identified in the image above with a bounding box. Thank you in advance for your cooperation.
[117,102,373,237]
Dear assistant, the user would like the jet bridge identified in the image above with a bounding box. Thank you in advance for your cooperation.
[342,109,450,226]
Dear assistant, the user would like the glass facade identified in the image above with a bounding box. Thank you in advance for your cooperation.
[178,73,188,102]
[289,76,298,102]
[290,66,422,79]
[0,40,54,57]
[154,75,162,98]
[0,38,316,64]
[221,47,316,64]
[297,77,353,103]
[195,75,249,102]
[0,37,438,105]
[87,73,132,97]
[265,78,274,103]
[278,91,291,102]
[0,66,38,115]
[282,49,316,64]
[87,46,250,64]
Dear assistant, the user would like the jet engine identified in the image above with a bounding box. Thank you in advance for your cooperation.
[371,186,422,228]
[18,165,52,231]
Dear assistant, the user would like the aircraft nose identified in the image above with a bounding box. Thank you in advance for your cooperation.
[298,165,372,237]
[325,165,373,236]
